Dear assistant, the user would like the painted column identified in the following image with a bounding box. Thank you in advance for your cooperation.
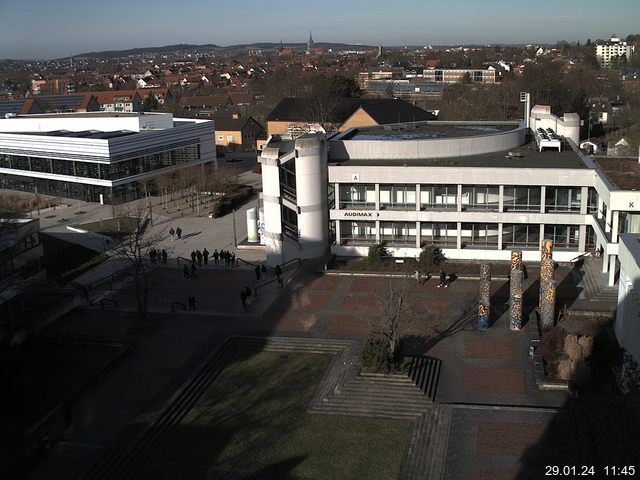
[612,211,620,243]
[608,254,617,287]
[510,250,524,331]
[541,239,553,261]
[478,263,491,330]
[540,279,557,330]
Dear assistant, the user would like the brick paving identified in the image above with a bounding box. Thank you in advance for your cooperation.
[25,258,601,480]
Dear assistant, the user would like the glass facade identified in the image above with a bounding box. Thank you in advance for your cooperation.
[503,186,541,212]
[420,222,457,246]
[461,185,499,211]
[420,184,457,209]
[0,143,199,181]
[502,224,540,249]
[340,221,376,245]
[545,187,582,212]
[546,224,580,248]
[379,184,416,209]
[380,221,416,246]
[461,223,499,247]
[339,184,375,209]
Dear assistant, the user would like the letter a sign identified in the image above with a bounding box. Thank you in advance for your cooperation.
[351,174,360,182]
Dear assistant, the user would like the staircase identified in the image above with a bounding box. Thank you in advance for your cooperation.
[575,258,618,303]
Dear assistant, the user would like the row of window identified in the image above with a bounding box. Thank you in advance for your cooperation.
[0,144,199,181]
[337,184,597,213]
[339,221,581,249]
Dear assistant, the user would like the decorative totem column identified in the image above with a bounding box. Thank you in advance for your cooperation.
[541,239,553,261]
[539,258,555,304]
[478,263,491,330]
[540,279,557,330]
[510,250,524,331]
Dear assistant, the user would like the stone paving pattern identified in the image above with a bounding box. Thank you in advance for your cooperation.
[22,237,616,479]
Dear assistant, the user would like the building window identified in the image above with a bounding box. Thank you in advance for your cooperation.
[545,187,582,212]
[379,184,415,209]
[282,205,298,240]
[461,185,499,211]
[420,222,457,246]
[226,134,233,141]
[380,221,416,246]
[420,184,457,209]
[340,220,376,245]
[461,223,499,248]
[217,135,224,141]
[503,186,541,212]
[545,224,580,249]
[587,187,598,214]
[502,224,540,249]
[339,184,375,209]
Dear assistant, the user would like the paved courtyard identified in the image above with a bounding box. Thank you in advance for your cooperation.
[22,253,602,479]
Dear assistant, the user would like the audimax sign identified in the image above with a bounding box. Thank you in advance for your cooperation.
[342,211,380,218]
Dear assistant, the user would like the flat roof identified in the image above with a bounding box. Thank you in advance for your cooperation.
[339,122,519,141]
[594,157,640,191]
[19,129,138,139]
[329,139,589,169]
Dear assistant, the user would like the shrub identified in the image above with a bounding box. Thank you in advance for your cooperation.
[211,200,232,218]
[418,245,446,272]
[540,326,567,367]
[361,332,404,373]
[367,242,388,264]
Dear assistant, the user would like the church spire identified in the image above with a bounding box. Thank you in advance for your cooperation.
[307,30,314,54]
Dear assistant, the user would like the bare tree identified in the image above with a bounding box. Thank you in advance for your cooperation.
[378,276,415,359]
[109,201,167,324]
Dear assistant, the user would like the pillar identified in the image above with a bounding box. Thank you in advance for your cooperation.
[510,251,524,331]
[540,279,557,330]
[478,263,491,330]
[511,250,523,271]
[608,254,616,287]
[541,239,553,261]
[510,293,523,331]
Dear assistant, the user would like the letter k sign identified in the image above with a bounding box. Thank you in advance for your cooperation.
[630,201,635,209]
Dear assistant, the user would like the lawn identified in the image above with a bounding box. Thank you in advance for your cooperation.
[76,216,142,238]
[154,348,412,480]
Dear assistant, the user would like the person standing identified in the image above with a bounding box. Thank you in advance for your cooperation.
[196,250,203,267]
[161,249,167,264]
[255,265,261,280]
[213,249,219,267]
[203,248,209,266]
[169,227,175,241]
[183,265,190,280]
[244,286,252,306]
[230,252,236,267]
[240,289,247,310]
[437,268,448,288]
[188,295,196,312]
[414,270,420,284]
[275,264,282,280]
[190,262,197,279]
[176,227,182,239]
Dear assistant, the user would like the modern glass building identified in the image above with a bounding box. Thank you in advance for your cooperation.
[0,112,216,204]
[260,106,640,287]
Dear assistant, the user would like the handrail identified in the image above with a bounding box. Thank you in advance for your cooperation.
[100,298,117,310]
[88,272,119,290]
[570,251,592,264]
[176,256,192,265]
[171,301,186,313]
[279,258,301,270]
[254,278,283,297]
[236,258,257,267]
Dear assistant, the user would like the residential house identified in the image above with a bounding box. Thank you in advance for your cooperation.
[92,90,143,112]
[214,114,264,152]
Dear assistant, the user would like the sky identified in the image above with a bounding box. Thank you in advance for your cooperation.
[1,0,639,59]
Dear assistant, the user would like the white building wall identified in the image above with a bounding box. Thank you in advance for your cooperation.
[616,234,640,364]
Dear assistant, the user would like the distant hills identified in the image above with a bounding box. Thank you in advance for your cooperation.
[71,42,378,59]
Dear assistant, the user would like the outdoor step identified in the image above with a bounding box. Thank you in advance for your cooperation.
[308,408,421,420]
[318,399,429,415]
[338,388,427,402]
[407,357,442,401]
[426,404,453,480]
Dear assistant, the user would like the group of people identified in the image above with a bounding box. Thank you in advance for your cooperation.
[148,248,168,264]
[413,268,450,288]
[254,264,281,280]
[189,248,236,268]
[168,226,182,241]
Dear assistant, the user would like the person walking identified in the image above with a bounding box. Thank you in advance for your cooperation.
[203,248,209,266]
[191,250,197,264]
[161,249,167,264]
[255,265,261,280]
[188,295,196,312]
[414,270,421,285]
[240,289,247,310]
[230,252,235,267]
[275,264,282,280]
[437,268,448,288]
[213,249,219,267]
[261,264,267,274]
[244,286,252,306]
[183,264,190,280]
[196,250,203,267]
[190,262,197,279]
[176,227,182,239]
[169,227,175,241]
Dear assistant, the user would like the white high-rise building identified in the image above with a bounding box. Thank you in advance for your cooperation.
[596,35,634,69]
